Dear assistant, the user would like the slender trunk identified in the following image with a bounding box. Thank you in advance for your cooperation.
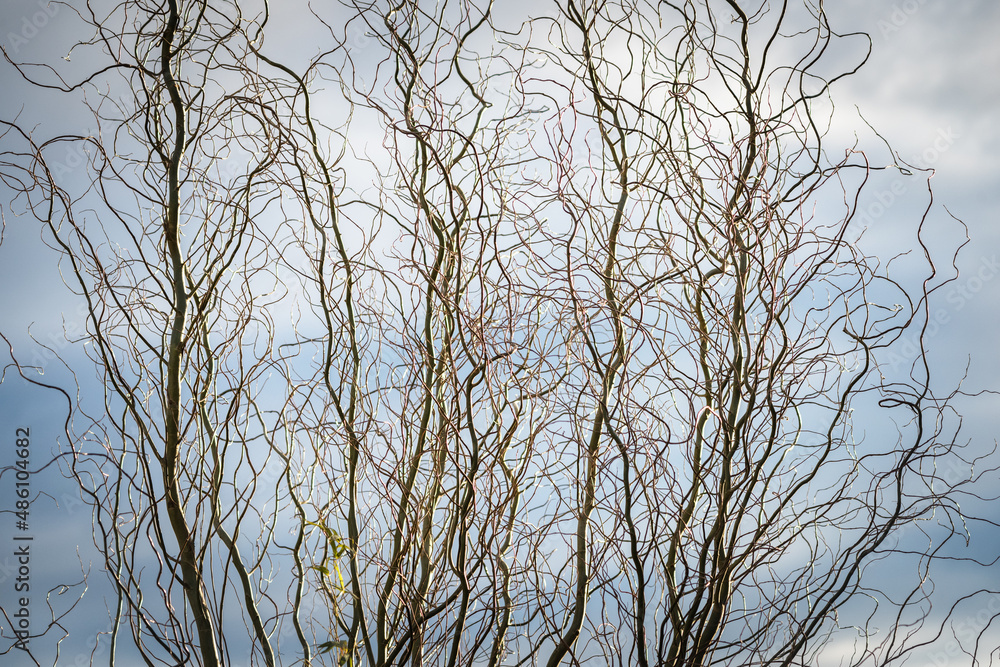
[160,2,220,664]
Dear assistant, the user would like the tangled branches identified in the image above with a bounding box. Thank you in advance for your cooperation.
[0,1,994,666]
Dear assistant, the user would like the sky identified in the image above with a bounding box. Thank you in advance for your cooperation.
[0,1,999,666]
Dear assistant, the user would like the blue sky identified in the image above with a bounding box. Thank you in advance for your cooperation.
[1,1,999,666]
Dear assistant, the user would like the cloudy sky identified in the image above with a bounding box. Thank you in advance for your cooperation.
[0,1,998,665]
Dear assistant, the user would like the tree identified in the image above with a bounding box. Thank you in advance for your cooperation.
[1,0,994,665]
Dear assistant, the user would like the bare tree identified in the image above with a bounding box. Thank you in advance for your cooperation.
[2,1,298,664]
[1,1,995,666]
